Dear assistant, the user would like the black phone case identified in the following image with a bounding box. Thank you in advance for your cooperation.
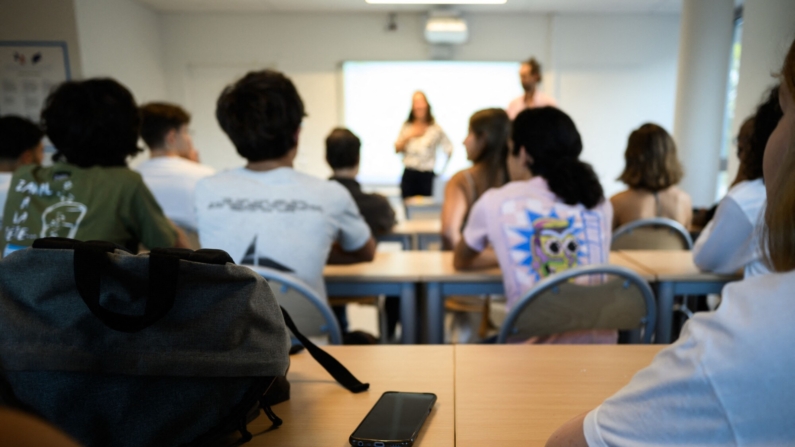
[349,391,437,447]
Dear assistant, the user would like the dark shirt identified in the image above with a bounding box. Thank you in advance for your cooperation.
[331,176,396,236]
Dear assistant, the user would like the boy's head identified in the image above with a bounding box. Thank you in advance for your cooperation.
[216,70,305,163]
[0,116,44,171]
[41,78,141,168]
[140,102,195,158]
[326,128,361,173]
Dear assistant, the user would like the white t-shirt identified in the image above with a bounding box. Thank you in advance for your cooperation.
[584,270,795,446]
[0,172,11,224]
[136,157,215,231]
[693,179,769,277]
[195,167,371,299]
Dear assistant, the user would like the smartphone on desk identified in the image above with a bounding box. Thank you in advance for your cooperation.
[349,391,437,447]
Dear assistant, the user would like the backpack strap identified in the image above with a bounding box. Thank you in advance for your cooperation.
[280,307,369,394]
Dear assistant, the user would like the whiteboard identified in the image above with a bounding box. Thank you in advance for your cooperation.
[343,61,524,185]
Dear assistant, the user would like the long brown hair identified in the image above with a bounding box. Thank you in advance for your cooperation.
[406,91,435,125]
[469,108,510,189]
[618,123,683,192]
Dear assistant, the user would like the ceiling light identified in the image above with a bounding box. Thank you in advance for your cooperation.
[367,0,506,4]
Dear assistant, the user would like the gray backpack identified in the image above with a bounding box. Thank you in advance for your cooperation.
[0,238,368,446]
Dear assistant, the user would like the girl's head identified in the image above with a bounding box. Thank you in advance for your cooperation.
[763,38,795,272]
[407,91,434,124]
[618,123,683,192]
[464,108,510,164]
[511,107,603,209]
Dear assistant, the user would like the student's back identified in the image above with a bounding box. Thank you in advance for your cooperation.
[0,116,44,223]
[611,186,691,229]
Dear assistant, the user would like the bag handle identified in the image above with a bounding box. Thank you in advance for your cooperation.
[73,241,181,333]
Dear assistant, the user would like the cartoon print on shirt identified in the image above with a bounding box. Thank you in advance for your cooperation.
[40,201,87,238]
[511,209,583,281]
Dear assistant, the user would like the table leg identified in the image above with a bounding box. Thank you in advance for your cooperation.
[425,282,445,344]
[655,281,674,344]
[400,282,417,344]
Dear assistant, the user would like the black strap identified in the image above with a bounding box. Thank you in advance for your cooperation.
[280,307,369,393]
[73,241,180,333]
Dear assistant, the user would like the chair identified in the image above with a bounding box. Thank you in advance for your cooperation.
[246,265,343,345]
[611,217,693,250]
[497,265,657,344]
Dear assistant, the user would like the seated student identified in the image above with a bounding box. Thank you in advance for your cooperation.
[326,128,395,236]
[0,116,44,222]
[1,79,185,256]
[195,70,376,305]
[441,108,510,250]
[610,124,692,230]
[546,37,795,447]
[693,86,782,277]
[136,103,215,233]
[453,107,613,342]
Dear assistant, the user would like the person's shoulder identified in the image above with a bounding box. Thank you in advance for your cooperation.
[195,168,246,189]
[726,178,765,203]
[446,169,471,191]
[609,189,631,204]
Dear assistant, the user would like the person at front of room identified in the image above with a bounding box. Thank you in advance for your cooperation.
[0,116,44,223]
[453,107,613,343]
[545,37,795,447]
[506,57,557,120]
[693,86,782,277]
[195,70,376,322]
[136,102,215,235]
[394,91,453,198]
[610,123,692,230]
[1,79,186,256]
[441,108,511,250]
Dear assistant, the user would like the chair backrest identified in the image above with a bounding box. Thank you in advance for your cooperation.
[497,265,657,344]
[246,266,343,345]
[611,217,693,250]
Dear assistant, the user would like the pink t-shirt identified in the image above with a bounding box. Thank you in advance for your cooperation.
[506,91,558,120]
[463,177,613,310]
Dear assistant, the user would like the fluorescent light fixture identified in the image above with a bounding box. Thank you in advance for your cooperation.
[367,0,505,4]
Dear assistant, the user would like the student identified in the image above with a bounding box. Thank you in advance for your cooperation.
[693,86,783,277]
[441,108,510,250]
[326,127,395,236]
[1,79,184,256]
[454,107,612,331]
[610,124,692,230]
[195,70,376,304]
[0,116,44,222]
[546,37,795,447]
[137,102,215,233]
[506,57,557,120]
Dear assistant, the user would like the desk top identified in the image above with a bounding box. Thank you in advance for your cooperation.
[391,219,441,235]
[247,346,455,447]
[324,251,651,283]
[455,345,664,447]
[618,250,741,282]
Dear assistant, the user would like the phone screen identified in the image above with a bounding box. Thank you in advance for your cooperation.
[351,392,436,445]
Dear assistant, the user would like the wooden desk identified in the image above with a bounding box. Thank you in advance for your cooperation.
[247,346,454,447]
[618,250,741,343]
[382,219,442,250]
[455,345,664,447]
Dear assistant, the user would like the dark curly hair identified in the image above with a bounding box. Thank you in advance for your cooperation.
[216,70,306,162]
[512,107,603,209]
[743,85,783,181]
[0,116,43,161]
[326,128,361,170]
[41,78,141,168]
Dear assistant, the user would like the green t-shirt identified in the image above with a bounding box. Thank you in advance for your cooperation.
[2,162,177,255]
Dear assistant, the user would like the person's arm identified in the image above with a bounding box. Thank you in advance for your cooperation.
[327,237,376,264]
[171,221,192,249]
[681,192,693,231]
[395,124,411,153]
[693,196,754,274]
[437,127,454,174]
[129,181,181,249]
[545,413,589,447]
[453,240,498,270]
[453,191,499,269]
[441,173,469,250]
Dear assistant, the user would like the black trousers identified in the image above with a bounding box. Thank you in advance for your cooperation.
[401,168,435,198]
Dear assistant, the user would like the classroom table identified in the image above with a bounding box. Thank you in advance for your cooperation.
[616,250,742,344]
[245,346,455,447]
[377,219,441,250]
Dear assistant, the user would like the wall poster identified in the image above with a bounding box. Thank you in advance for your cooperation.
[0,41,71,123]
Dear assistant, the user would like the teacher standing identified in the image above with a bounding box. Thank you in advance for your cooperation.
[394,91,453,198]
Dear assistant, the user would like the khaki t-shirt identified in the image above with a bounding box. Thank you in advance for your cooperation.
[2,162,177,255]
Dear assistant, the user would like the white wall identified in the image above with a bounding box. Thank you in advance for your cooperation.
[159,11,680,196]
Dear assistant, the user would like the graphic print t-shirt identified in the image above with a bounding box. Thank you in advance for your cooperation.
[195,167,372,299]
[463,177,613,309]
[1,163,177,256]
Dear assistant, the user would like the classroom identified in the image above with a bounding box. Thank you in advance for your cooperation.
[0,0,794,445]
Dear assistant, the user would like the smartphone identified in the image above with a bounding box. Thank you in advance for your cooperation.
[349,391,437,447]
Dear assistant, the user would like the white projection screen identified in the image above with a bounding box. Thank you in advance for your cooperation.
[342,61,523,186]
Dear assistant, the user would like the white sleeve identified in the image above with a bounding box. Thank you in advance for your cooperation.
[693,196,754,274]
[582,322,733,446]
[437,127,454,157]
[331,185,372,252]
